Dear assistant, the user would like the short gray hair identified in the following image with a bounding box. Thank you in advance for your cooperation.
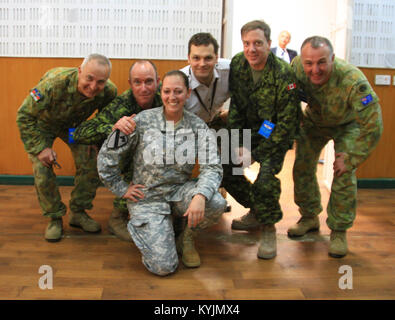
[81,53,112,73]
[301,36,334,56]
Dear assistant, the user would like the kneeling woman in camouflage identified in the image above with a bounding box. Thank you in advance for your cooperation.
[98,70,226,276]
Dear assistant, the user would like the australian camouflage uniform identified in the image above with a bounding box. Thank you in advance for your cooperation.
[73,88,162,213]
[16,67,117,218]
[291,56,383,231]
[97,107,226,275]
[223,51,301,225]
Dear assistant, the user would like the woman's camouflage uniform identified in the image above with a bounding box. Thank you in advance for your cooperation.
[74,88,162,212]
[98,107,226,275]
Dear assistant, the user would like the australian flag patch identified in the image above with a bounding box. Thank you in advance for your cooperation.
[30,88,42,102]
[361,94,373,106]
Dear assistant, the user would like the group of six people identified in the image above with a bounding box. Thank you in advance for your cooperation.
[16,19,383,276]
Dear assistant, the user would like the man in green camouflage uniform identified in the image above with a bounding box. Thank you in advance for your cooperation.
[97,105,226,276]
[287,36,383,258]
[16,54,117,242]
[73,60,161,241]
[223,20,300,259]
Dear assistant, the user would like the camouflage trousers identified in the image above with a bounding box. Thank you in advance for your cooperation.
[293,119,360,231]
[113,197,128,213]
[29,135,101,218]
[127,180,226,276]
[222,150,287,225]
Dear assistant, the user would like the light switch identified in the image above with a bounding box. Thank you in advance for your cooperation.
[375,75,391,85]
[393,75,395,86]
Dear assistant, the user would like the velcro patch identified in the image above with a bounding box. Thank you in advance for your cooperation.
[287,83,296,91]
[107,130,128,149]
[30,88,42,101]
[361,94,373,106]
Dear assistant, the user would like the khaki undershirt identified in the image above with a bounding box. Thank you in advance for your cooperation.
[251,68,265,84]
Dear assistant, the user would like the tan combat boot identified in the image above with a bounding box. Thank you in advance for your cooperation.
[176,227,201,268]
[69,211,101,233]
[329,230,348,258]
[257,224,277,259]
[287,216,320,237]
[108,208,132,241]
[45,217,63,242]
[231,210,260,230]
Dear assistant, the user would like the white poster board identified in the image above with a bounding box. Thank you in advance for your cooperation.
[351,0,395,68]
[0,0,223,59]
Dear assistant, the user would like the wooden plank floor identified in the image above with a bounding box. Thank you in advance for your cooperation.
[0,149,394,300]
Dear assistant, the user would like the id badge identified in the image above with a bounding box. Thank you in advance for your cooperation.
[258,120,275,139]
[68,128,76,144]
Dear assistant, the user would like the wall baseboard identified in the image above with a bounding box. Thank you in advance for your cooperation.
[1,175,394,189]
[356,178,395,189]
[0,175,74,186]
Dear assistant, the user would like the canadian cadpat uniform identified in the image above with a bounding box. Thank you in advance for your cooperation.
[16,67,117,218]
[291,56,383,230]
[97,107,226,275]
[224,51,300,224]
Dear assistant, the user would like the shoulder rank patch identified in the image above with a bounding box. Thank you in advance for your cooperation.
[361,94,373,106]
[287,83,296,91]
[30,88,42,102]
[107,129,128,149]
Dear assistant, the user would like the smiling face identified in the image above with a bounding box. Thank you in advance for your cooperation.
[301,42,335,86]
[129,62,159,109]
[77,59,110,98]
[188,44,218,86]
[242,28,272,71]
[161,74,191,122]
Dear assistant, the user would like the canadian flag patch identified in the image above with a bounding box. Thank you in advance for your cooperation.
[287,83,296,91]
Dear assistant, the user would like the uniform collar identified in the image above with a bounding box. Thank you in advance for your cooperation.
[128,88,163,112]
[239,52,276,87]
[189,66,219,90]
[159,107,193,132]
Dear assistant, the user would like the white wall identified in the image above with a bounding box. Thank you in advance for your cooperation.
[224,0,340,58]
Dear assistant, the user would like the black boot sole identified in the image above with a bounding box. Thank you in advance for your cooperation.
[329,252,346,258]
[287,227,320,238]
[69,223,102,233]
